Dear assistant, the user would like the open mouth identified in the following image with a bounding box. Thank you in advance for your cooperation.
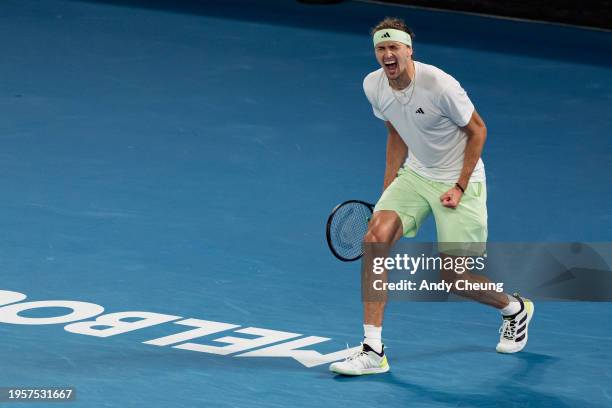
[384,59,398,75]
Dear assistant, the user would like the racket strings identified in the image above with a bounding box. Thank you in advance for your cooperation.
[329,202,372,260]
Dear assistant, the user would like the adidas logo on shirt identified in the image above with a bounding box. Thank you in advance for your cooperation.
[415,107,425,114]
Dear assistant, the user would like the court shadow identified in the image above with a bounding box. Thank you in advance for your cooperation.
[405,344,490,361]
[331,350,596,408]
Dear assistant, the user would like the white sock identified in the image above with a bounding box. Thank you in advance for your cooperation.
[500,294,521,316]
[363,324,383,353]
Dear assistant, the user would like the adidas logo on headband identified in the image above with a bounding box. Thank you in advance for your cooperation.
[373,29,412,47]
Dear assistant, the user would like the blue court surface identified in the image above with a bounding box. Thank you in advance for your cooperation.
[1,0,611,407]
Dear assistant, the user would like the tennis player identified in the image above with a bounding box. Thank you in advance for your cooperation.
[330,18,535,376]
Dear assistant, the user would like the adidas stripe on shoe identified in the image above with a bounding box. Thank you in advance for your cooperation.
[329,343,390,376]
[496,293,535,354]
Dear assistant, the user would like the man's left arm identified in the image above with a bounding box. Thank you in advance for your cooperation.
[440,110,487,208]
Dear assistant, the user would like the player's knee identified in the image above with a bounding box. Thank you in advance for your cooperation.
[364,226,394,244]
[364,229,381,243]
[364,212,403,244]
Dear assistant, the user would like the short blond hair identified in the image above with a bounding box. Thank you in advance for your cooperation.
[371,17,414,42]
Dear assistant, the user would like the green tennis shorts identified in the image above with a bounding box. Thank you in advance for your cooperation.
[374,167,488,244]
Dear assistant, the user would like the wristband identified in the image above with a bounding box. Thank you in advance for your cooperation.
[455,182,465,193]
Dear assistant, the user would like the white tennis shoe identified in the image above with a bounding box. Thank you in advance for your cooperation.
[496,294,535,353]
[329,343,390,376]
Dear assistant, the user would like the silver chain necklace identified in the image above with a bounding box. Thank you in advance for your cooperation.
[390,62,416,106]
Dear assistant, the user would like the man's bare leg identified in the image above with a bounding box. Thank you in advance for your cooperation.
[439,261,510,309]
[329,210,404,375]
[362,210,404,348]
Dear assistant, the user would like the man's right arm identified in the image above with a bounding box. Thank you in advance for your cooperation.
[382,121,408,191]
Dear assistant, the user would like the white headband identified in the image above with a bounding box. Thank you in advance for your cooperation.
[373,28,412,47]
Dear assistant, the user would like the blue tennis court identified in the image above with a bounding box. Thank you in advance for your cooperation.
[1,0,611,407]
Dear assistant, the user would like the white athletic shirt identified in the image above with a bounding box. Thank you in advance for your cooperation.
[363,61,485,182]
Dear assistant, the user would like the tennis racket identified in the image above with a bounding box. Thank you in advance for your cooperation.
[326,200,374,262]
